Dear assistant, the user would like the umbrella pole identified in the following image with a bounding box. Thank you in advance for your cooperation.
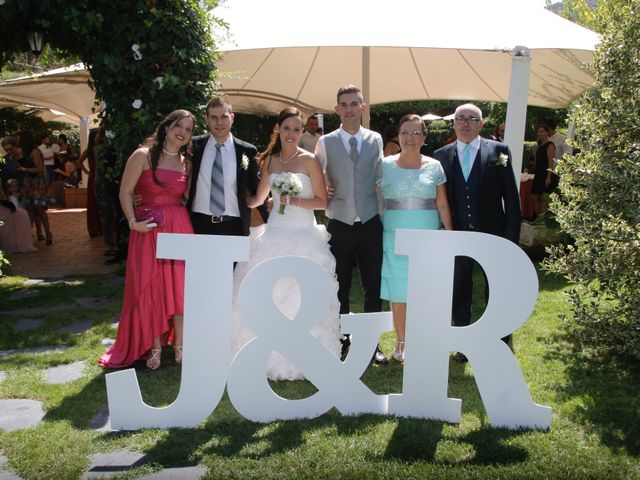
[362,46,371,129]
[504,46,531,191]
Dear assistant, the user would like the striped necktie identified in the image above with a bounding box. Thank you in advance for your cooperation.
[210,143,225,215]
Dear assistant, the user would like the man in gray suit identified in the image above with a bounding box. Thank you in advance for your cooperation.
[315,85,387,364]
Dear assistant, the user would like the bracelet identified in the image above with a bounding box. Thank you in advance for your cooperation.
[128,218,136,228]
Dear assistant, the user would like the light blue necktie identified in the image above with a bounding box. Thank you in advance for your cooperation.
[461,143,472,181]
[210,143,225,215]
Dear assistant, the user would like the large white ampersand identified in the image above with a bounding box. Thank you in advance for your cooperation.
[227,256,388,422]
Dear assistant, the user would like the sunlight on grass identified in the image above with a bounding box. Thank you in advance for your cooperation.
[0,268,640,479]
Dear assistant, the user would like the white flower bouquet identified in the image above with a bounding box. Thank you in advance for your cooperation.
[271,172,303,214]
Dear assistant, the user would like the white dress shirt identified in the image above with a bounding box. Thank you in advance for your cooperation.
[456,136,481,172]
[192,135,240,217]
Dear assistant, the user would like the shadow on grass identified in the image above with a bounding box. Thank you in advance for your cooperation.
[86,357,531,469]
[544,330,640,457]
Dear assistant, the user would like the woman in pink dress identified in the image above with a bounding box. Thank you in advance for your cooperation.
[100,110,195,370]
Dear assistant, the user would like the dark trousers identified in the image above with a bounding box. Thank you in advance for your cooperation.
[452,255,511,345]
[327,216,382,314]
[191,212,244,236]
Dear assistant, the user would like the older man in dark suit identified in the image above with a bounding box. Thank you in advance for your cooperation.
[434,103,520,361]
[187,97,264,236]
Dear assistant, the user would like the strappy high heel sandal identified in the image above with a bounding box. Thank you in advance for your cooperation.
[392,341,405,362]
[174,345,183,364]
[146,348,162,370]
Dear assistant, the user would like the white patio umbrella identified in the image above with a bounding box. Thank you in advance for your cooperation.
[421,113,443,122]
[213,0,599,172]
[0,64,98,151]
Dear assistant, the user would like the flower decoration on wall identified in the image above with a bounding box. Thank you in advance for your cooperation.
[131,44,142,61]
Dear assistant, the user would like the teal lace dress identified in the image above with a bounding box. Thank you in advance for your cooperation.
[377,155,446,302]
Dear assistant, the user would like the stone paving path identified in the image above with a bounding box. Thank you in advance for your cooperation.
[5,208,119,278]
[45,361,87,384]
[81,451,207,479]
[0,400,45,432]
[1,209,211,479]
[0,453,22,480]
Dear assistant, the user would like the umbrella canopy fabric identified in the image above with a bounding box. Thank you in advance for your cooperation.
[421,113,443,121]
[0,64,98,124]
[214,0,599,115]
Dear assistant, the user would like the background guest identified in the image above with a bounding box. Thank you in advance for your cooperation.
[38,134,56,183]
[377,114,452,362]
[1,137,20,185]
[298,114,322,153]
[18,133,53,244]
[382,125,402,157]
[79,129,103,238]
[492,122,505,142]
[531,124,556,216]
[0,179,37,253]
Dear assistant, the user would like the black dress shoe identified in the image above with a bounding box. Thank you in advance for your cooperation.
[455,352,468,363]
[340,334,351,361]
[372,345,388,365]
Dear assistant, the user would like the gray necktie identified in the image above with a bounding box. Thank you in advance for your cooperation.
[349,136,358,163]
[210,143,225,215]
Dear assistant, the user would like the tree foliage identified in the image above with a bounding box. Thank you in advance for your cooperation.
[0,0,220,179]
[544,0,640,362]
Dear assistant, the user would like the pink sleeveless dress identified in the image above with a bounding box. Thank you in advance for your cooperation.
[99,168,193,368]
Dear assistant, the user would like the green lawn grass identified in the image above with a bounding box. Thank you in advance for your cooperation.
[0,266,639,479]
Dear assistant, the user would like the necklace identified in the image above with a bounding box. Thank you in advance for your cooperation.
[162,148,180,156]
[279,150,300,165]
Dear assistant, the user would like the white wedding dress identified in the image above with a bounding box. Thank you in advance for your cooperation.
[231,173,342,380]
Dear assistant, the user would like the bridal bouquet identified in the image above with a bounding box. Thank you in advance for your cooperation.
[271,172,303,214]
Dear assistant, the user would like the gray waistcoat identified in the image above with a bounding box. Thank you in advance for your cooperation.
[324,129,381,224]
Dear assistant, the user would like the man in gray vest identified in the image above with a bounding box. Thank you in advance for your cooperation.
[315,85,388,365]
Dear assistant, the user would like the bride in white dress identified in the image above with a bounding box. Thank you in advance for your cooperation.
[231,107,341,380]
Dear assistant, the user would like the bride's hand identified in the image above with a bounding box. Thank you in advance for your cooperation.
[280,195,289,205]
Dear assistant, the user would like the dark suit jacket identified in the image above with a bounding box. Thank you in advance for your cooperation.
[186,134,261,236]
[434,137,520,244]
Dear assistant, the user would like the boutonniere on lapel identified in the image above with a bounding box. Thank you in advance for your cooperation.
[497,153,509,167]
[241,154,250,171]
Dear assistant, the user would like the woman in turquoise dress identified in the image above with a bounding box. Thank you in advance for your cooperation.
[377,114,453,362]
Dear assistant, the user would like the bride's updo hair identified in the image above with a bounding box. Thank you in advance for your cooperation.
[256,107,304,166]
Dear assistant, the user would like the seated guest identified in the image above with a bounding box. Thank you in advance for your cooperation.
[1,137,20,185]
[0,179,37,253]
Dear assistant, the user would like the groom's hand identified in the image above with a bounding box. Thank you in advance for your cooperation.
[265,197,274,213]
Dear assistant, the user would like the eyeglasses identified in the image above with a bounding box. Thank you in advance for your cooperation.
[399,130,425,137]
[454,116,481,125]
